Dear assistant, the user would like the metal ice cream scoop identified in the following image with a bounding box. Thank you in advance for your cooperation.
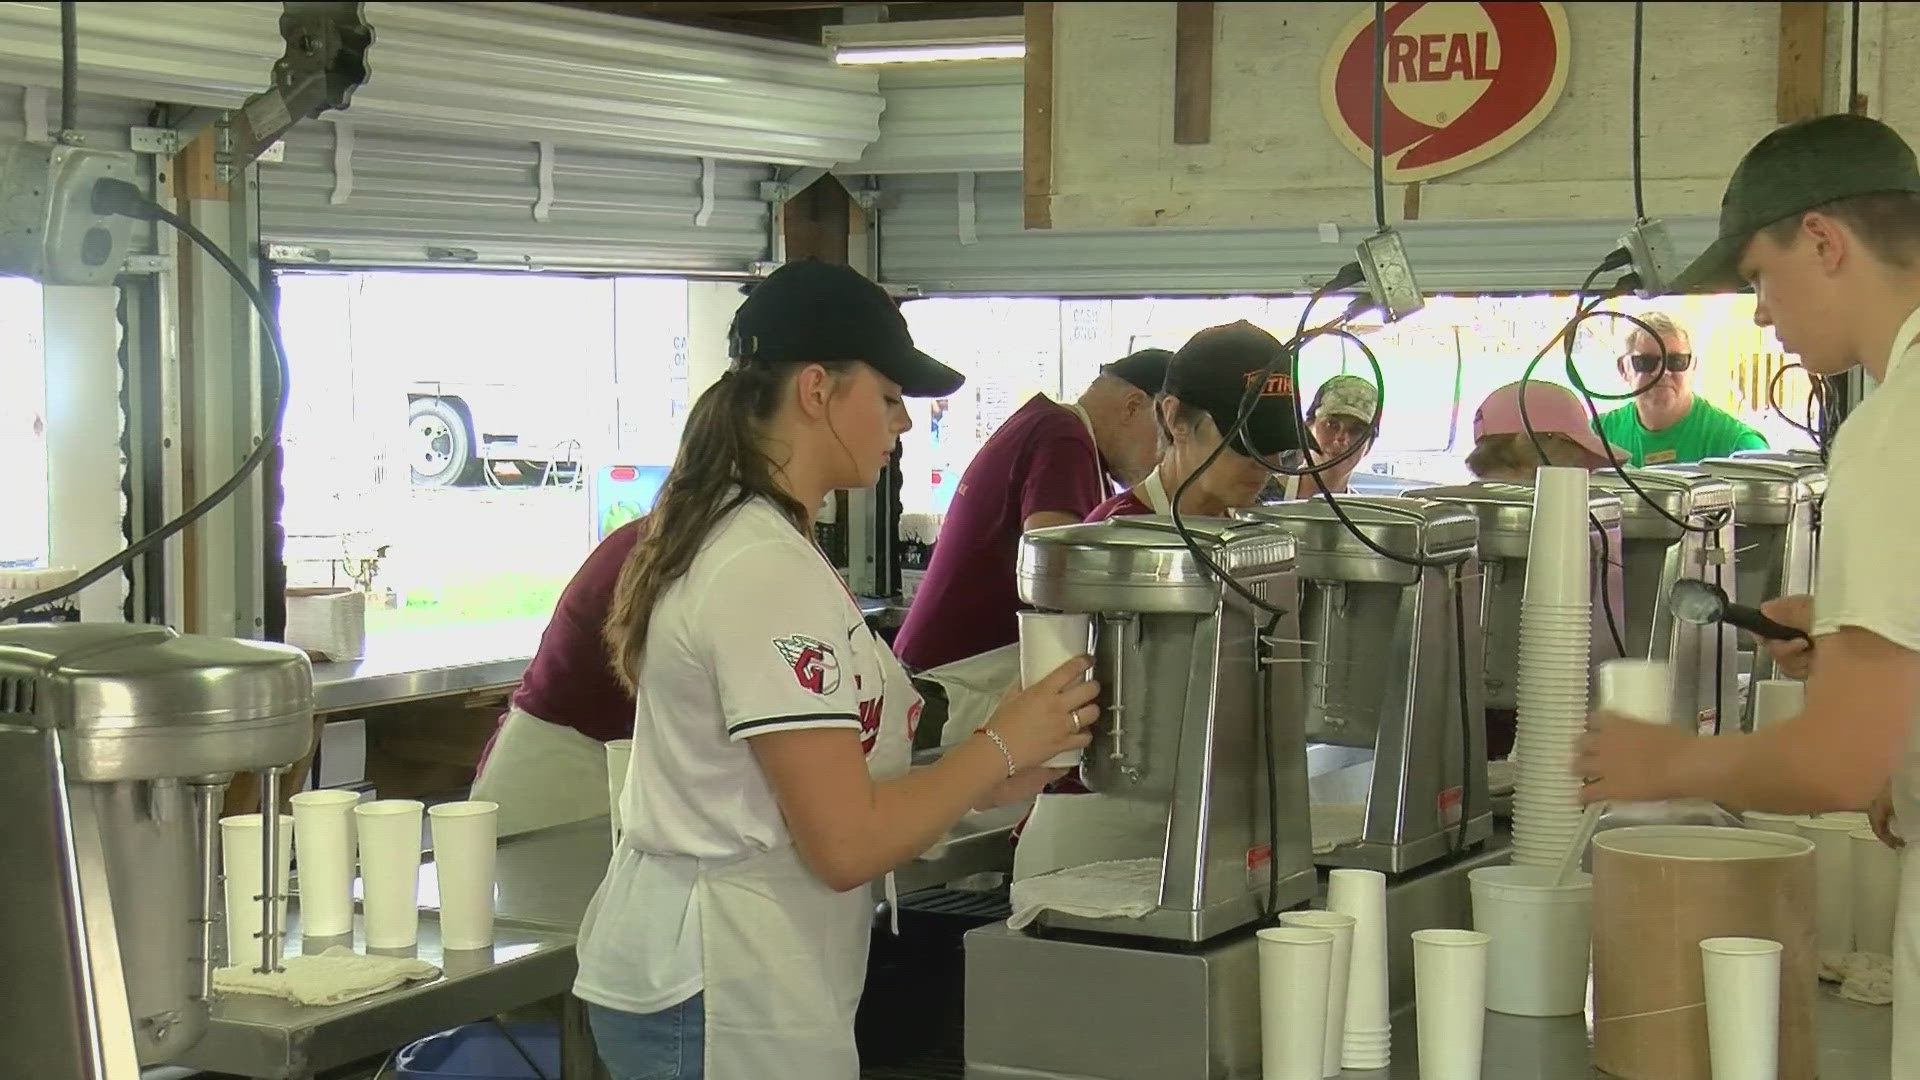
[1668,578,1810,643]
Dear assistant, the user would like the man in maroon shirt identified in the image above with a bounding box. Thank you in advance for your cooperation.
[471,519,642,836]
[1087,322,1305,523]
[894,349,1169,747]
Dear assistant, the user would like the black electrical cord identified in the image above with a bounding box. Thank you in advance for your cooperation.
[1450,567,1474,853]
[1630,1,1646,220]
[1590,514,1628,658]
[1371,0,1387,232]
[1260,612,1283,918]
[1849,0,1862,113]
[0,180,290,621]
[1765,361,1825,446]
[58,0,77,136]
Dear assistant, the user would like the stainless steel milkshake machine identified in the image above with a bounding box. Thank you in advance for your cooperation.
[965,516,1316,1080]
[1686,458,1826,684]
[1234,497,1490,874]
[1588,469,1741,734]
[0,624,314,1078]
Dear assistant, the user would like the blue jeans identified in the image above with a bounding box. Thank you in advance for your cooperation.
[588,994,705,1080]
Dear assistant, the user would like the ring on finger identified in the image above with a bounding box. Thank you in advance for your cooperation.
[1070,707,1085,732]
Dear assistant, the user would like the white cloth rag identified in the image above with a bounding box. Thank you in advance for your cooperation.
[1008,858,1163,929]
[1311,802,1367,854]
[1819,950,1893,1006]
[214,946,442,1007]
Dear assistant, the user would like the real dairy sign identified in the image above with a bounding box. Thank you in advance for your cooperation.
[1321,1,1570,182]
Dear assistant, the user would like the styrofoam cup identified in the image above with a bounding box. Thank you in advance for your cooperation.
[1852,829,1900,955]
[290,790,360,938]
[1750,679,1806,729]
[1469,865,1592,1016]
[1413,929,1490,1080]
[606,739,633,845]
[221,813,293,968]
[1521,468,1592,608]
[354,799,424,949]
[1797,816,1857,952]
[1278,911,1357,1077]
[1256,927,1334,1080]
[1018,610,1092,768]
[1742,811,1805,836]
[429,801,498,950]
[1700,937,1782,1080]
[1596,659,1672,724]
[1326,869,1389,1069]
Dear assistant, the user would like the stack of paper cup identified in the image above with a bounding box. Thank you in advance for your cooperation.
[1277,910,1356,1077]
[1326,869,1390,1070]
[1852,829,1901,954]
[607,739,634,845]
[1750,679,1806,730]
[1017,610,1093,768]
[1412,929,1490,1080]
[291,790,360,938]
[1511,467,1595,868]
[355,799,425,949]
[1797,815,1857,952]
[221,813,293,968]
[429,801,499,951]
[1700,937,1783,1080]
[1255,927,1335,1080]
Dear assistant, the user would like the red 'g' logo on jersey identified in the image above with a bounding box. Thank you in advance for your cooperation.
[773,635,840,695]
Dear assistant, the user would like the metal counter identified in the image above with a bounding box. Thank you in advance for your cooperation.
[311,621,543,714]
[178,914,576,1079]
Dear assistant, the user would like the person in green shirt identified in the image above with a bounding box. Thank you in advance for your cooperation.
[1592,311,1769,465]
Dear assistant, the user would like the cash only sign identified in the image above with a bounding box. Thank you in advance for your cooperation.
[1321,1,1571,182]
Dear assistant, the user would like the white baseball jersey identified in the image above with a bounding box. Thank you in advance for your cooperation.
[574,495,921,1015]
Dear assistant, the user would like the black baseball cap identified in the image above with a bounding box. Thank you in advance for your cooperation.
[1163,321,1304,459]
[1100,348,1173,395]
[729,260,965,397]
[1671,114,1920,293]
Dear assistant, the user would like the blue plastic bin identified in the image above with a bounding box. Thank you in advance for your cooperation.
[395,1022,562,1079]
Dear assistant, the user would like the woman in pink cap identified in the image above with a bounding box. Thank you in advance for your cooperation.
[1465,381,1623,481]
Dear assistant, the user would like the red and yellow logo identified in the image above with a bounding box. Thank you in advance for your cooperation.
[1321,2,1570,182]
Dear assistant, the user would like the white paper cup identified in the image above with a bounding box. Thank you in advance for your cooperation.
[1750,679,1806,729]
[429,801,498,950]
[290,790,360,938]
[1596,659,1672,724]
[221,813,293,968]
[1851,829,1900,955]
[1017,610,1092,768]
[1469,865,1592,1016]
[1700,936,1782,1080]
[1413,929,1490,1080]
[1278,911,1357,1077]
[1256,927,1334,1080]
[606,739,633,845]
[1326,869,1390,1068]
[1797,816,1857,952]
[1521,468,1592,608]
[354,799,424,949]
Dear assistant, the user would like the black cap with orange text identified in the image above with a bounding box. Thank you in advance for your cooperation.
[1163,321,1305,459]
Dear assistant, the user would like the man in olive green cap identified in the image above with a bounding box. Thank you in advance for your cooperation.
[1577,112,1920,1068]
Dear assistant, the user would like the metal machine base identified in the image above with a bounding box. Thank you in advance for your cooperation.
[965,837,1512,1080]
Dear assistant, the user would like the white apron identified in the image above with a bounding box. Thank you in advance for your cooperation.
[699,619,918,1080]
[1891,760,1920,1076]
[469,706,610,837]
[917,402,1111,749]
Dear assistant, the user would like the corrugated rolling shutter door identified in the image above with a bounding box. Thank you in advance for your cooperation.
[880,172,1720,296]
[260,122,772,272]
[844,62,1022,175]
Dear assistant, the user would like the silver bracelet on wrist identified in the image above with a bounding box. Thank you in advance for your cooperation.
[980,727,1017,778]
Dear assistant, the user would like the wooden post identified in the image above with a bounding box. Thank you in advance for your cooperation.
[1172,2,1215,145]
[1775,1,1827,124]
[782,176,851,265]
[1022,1,1054,230]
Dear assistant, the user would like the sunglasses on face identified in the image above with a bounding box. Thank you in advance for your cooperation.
[1627,352,1693,375]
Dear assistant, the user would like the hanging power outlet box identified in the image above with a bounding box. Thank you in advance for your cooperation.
[1356,228,1425,323]
[1620,218,1677,297]
[0,138,138,286]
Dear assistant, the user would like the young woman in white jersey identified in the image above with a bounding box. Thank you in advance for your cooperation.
[572,260,1099,1080]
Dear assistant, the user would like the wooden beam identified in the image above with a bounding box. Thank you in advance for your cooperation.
[782,175,852,265]
[1022,1,1054,230]
[1775,1,1827,124]
[1172,2,1215,145]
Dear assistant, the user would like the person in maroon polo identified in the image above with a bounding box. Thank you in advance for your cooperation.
[1086,323,1304,523]
[894,349,1169,748]
[471,519,643,836]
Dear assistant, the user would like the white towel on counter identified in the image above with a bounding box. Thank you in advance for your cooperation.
[1008,858,1162,929]
[1819,950,1894,1005]
[1311,802,1367,854]
[214,946,441,1007]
